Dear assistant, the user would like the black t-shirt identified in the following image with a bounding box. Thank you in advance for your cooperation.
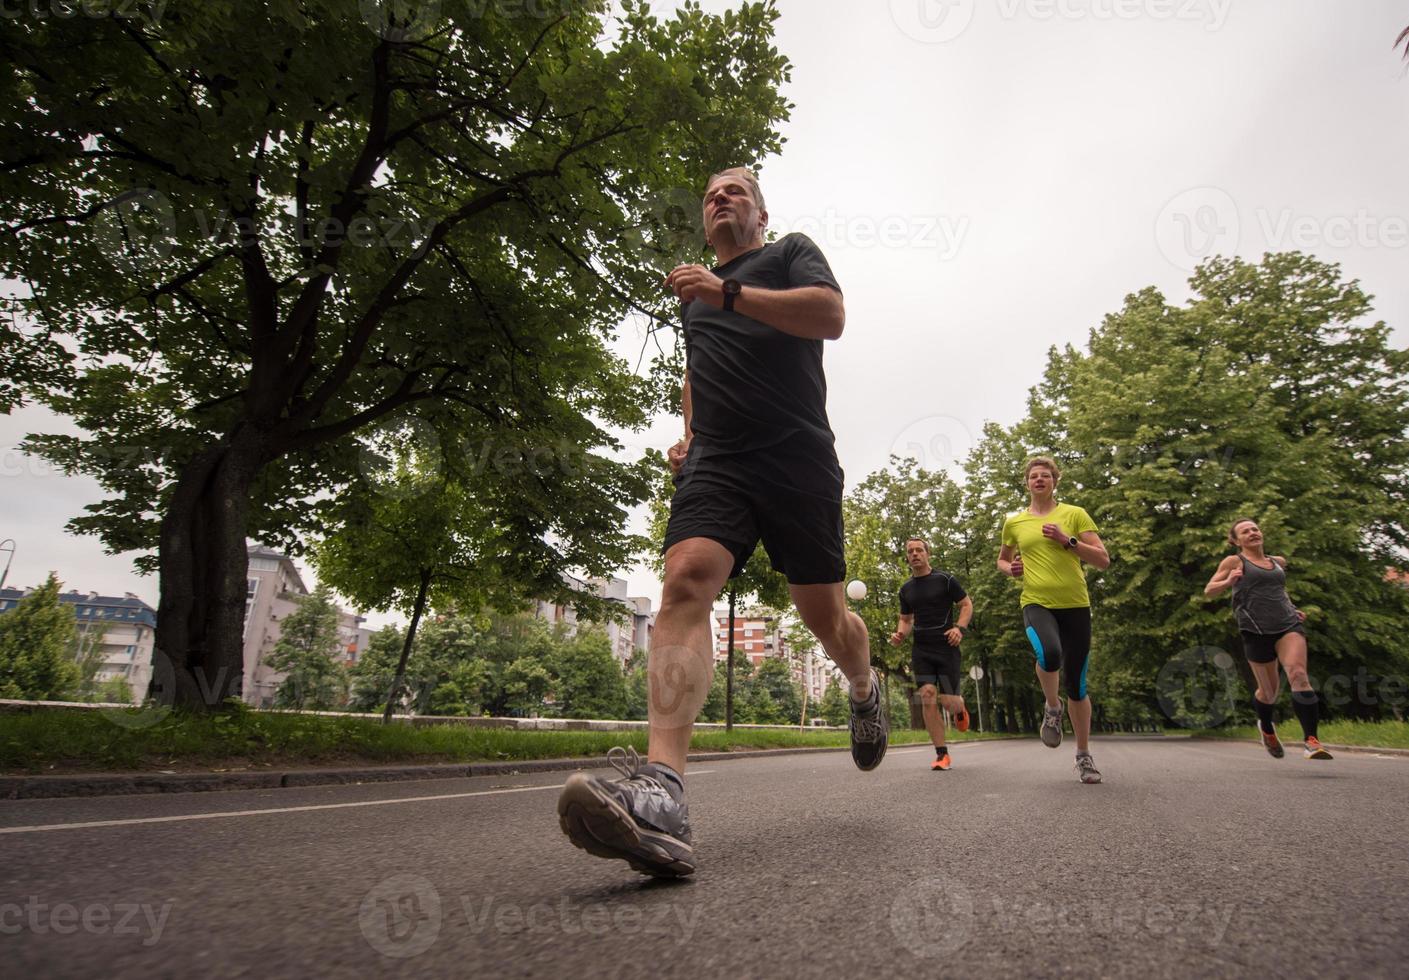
[682,233,842,454]
[899,570,967,642]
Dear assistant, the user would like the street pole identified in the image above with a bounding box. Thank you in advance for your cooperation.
[0,539,14,593]
[725,587,735,732]
[968,664,985,733]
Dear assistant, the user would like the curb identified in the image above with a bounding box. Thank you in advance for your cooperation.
[0,745,860,800]
[0,739,1033,800]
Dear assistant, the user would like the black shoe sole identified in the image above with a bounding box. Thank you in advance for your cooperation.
[557,774,695,878]
[852,743,888,771]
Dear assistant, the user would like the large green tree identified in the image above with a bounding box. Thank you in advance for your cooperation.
[1021,253,1409,724]
[0,573,81,700]
[266,585,347,710]
[553,627,627,720]
[1,0,791,710]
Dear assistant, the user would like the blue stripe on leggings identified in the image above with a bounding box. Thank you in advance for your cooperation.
[1026,626,1052,671]
[1078,656,1089,700]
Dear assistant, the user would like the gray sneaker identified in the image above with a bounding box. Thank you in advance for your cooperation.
[1040,703,1064,748]
[558,746,694,877]
[1075,752,1102,784]
[849,669,889,771]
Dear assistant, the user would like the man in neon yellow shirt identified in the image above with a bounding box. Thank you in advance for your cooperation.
[997,456,1110,783]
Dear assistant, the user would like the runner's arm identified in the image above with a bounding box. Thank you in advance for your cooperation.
[1204,555,1241,596]
[1072,530,1110,570]
[732,284,845,340]
[667,372,693,474]
[890,613,914,646]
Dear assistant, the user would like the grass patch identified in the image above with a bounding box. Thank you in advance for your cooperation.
[0,707,1013,775]
[1185,719,1409,750]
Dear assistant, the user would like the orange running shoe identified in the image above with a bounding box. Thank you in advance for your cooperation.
[1304,736,1333,760]
[1260,727,1284,759]
[954,707,970,732]
[931,752,952,771]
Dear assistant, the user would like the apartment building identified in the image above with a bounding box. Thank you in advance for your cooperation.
[243,545,365,707]
[533,573,655,665]
[0,587,157,702]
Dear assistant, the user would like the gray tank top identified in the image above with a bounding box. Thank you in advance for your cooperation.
[1230,555,1300,634]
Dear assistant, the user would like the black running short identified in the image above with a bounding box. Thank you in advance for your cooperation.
[912,640,961,697]
[1022,604,1092,700]
[663,441,845,585]
[1240,625,1304,664]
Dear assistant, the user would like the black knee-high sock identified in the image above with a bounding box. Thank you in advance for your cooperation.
[1252,696,1276,734]
[1291,690,1319,740]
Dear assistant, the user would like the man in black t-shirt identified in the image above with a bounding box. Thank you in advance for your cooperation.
[889,537,973,771]
[558,167,883,879]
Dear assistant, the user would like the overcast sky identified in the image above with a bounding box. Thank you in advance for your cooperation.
[3,0,1407,626]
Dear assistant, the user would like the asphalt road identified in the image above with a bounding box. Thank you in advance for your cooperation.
[2,736,1406,978]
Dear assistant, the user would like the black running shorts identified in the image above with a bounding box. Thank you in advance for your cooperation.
[663,441,846,586]
[912,640,961,696]
[1240,625,1304,664]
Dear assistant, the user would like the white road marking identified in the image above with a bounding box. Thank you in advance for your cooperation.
[0,771,717,835]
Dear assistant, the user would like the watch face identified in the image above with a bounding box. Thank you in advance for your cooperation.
[723,279,741,295]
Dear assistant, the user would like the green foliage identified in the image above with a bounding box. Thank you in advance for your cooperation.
[818,681,850,726]
[0,1,793,705]
[0,574,81,700]
[266,586,348,710]
[552,629,627,720]
[1037,253,1409,721]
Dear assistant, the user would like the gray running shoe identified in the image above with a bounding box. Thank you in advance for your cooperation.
[849,669,889,771]
[558,746,694,877]
[1040,703,1064,748]
[1075,752,1102,784]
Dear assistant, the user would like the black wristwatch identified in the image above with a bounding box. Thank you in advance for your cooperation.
[721,278,742,312]
[1064,535,1078,550]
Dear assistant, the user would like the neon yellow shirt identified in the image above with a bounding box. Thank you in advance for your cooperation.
[1001,502,1099,609]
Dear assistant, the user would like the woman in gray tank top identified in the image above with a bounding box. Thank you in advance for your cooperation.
[1205,518,1332,761]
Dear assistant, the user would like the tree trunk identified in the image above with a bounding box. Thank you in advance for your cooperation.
[155,429,265,712]
[384,569,432,724]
